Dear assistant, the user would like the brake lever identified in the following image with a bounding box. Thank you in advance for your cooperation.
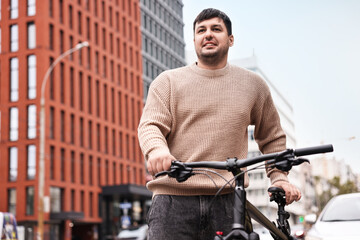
[154,161,194,183]
[269,157,310,172]
[292,157,310,166]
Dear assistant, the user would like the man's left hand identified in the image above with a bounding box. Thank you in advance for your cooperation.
[269,181,301,205]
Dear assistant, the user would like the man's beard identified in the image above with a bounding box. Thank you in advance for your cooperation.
[196,46,229,66]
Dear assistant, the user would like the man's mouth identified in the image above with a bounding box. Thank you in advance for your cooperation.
[203,41,217,47]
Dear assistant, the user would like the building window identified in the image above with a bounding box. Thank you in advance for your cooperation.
[50,146,55,180]
[94,23,98,45]
[88,76,92,113]
[27,105,36,139]
[50,187,62,212]
[118,92,122,126]
[27,145,36,180]
[80,118,84,147]
[49,0,53,17]
[27,22,36,49]
[60,62,64,103]
[27,0,36,16]
[112,129,116,156]
[80,191,84,212]
[79,72,83,110]
[70,114,75,144]
[8,189,16,215]
[104,127,108,153]
[60,111,65,142]
[96,81,100,116]
[10,0,18,19]
[89,156,93,185]
[103,84,107,120]
[71,190,75,211]
[9,107,18,141]
[60,30,64,53]
[71,151,75,183]
[60,149,65,181]
[119,132,123,158]
[78,11,82,34]
[97,158,101,185]
[59,0,63,23]
[89,192,93,217]
[10,24,18,52]
[80,153,84,184]
[70,67,74,106]
[49,57,54,99]
[10,58,19,102]
[69,36,74,60]
[105,160,109,184]
[88,120,92,149]
[69,5,73,29]
[9,147,18,182]
[49,24,54,50]
[28,55,36,99]
[86,17,90,40]
[26,187,35,215]
[49,107,54,139]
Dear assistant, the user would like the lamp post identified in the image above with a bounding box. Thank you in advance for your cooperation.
[37,41,89,240]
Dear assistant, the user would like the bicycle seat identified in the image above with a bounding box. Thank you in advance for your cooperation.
[268,187,286,205]
[267,187,285,195]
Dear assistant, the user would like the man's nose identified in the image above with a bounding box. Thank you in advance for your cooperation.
[204,29,213,39]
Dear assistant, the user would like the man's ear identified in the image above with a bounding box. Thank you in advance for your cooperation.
[229,35,234,47]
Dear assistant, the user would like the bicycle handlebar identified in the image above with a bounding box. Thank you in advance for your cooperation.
[294,144,333,157]
[155,144,334,180]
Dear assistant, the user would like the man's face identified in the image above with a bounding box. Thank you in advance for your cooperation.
[194,17,234,65]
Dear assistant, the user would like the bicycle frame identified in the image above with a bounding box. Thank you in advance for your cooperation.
[213,160,289,240]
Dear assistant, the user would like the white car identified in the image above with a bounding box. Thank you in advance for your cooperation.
[116,224,148,240]
[306,193,360,240]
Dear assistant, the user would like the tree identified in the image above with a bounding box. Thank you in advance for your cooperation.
[315,176,358,213]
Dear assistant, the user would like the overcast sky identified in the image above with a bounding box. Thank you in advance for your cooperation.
[182,0,360,173]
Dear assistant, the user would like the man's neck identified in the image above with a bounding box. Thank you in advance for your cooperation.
[196,58,228,70]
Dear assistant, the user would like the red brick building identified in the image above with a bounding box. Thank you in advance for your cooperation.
[0,0,149,239]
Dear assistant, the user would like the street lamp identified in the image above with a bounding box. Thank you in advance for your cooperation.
[37,41,89,240]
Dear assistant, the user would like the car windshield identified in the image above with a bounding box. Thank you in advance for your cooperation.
[321,195,360,221]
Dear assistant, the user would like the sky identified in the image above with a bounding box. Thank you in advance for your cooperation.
[182,0,360,174]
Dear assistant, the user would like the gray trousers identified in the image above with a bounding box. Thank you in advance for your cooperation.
[147,194,253,240]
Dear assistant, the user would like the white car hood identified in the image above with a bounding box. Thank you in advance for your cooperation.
[309,220,360,239]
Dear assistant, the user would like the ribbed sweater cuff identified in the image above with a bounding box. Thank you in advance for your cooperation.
[269,171,289,184]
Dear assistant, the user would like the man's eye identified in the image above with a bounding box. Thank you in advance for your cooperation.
[198,29,205,33]
[213,28,221,32]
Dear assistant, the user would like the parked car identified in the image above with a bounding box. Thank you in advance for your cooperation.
[116,224,148,240]
[306,193,360,240]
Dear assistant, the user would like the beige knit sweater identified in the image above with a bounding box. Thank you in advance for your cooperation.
[138,63,289,196]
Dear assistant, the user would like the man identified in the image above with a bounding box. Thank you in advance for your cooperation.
[138,8,301,240]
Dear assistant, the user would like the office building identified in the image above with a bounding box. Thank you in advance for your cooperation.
[0,1,149,239]
[140,0,186,101]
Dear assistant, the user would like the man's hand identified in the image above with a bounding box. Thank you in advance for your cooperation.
[269,181,301,205]
[147,150,176,176]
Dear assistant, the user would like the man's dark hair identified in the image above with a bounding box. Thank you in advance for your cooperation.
[193,8,232,36]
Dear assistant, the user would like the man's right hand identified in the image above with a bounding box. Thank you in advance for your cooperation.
[147,150,176,176]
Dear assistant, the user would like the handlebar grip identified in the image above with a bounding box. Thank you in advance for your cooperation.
[294,144,333,157]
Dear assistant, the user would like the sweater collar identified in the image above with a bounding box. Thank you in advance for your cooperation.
[190,62,230,77]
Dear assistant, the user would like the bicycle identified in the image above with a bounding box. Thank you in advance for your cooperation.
[155,144,334,240]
